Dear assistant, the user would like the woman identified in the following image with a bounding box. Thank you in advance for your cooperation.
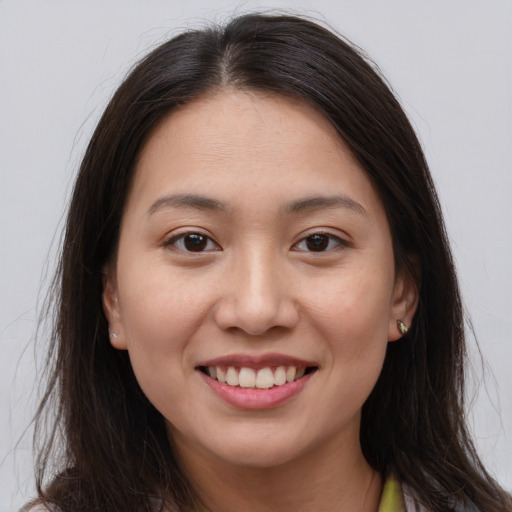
[27,13,511,512]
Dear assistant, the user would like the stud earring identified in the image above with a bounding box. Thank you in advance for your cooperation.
[109,332,118,339]
[397,320,408,335]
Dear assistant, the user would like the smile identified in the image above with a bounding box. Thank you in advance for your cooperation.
[196,355,318,408]
[198,365,316,389]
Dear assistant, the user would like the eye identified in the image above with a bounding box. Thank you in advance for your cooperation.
[165,232,220,253]
[293,233,344,252]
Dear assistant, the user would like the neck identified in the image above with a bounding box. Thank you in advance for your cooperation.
[176,435,383,512]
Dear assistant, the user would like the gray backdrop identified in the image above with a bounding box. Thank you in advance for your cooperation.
[1,1,510,510]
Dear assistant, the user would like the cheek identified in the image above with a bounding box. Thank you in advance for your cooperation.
[115,265,214,389]
[306,269,394,349]
[302,265,394,408]
[118,260,212,341]
[117,278,202,424]
[312,276,392,414]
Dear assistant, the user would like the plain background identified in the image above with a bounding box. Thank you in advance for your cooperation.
[1,0,510,509]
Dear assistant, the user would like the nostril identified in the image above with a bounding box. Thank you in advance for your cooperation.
[213,285,300,335]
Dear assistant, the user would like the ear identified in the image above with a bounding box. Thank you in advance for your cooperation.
[102,268,128,350]
[388,267,419,342]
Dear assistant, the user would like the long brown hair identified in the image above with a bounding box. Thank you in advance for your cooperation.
[32,13,511,512]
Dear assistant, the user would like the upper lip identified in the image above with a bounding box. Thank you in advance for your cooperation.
[196,353,318,370]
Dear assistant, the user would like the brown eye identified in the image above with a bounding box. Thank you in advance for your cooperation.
[293,233,345,253]
[306,234,329,251]
[166,232,220,252]
[184,233,207,251]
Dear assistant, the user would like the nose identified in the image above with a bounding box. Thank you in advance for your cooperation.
[213,250,299,336]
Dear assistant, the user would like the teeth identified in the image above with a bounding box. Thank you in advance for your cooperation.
[217,367,226,383]
[239,367,256,388]
[256,368,274,389]
[207,365,310,389]
[295,367,305,379]
[274,366,287,386]
[226,367,239,386]
[286,366,296,383]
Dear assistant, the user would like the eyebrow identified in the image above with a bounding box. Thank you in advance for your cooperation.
[284,195,367,216]
[146,193,366,217]
[147,194,227,215]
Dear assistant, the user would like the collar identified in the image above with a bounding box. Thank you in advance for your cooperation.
[379,474,406,512]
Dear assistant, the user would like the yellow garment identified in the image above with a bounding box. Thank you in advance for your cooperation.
[379,474,406,512]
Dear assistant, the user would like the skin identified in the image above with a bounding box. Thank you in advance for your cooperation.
[103,90,418,512]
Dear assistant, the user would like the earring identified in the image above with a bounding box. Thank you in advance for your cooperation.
[397,320,408,335]
[109,332,118,339]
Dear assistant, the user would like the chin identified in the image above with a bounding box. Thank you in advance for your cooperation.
[171,420,312,471]
[214,442,305,470]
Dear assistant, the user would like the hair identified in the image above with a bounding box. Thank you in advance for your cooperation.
[31,12,511,512]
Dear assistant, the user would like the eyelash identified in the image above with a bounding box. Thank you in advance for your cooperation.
[163,231,346,254]
[163,232,220,253]
[292,233,346,253]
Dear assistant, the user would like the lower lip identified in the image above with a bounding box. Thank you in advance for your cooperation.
[198,371,314,409]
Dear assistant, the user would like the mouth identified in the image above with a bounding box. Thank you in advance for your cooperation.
[197,365,318,390]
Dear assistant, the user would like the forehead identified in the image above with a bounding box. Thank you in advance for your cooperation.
[127,89,383,219]
[140,89,347,164]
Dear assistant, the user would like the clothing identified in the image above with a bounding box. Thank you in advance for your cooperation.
[381,474,480,512]
[380,474,406,511]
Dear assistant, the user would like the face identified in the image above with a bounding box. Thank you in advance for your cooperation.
[103,90,417,471]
